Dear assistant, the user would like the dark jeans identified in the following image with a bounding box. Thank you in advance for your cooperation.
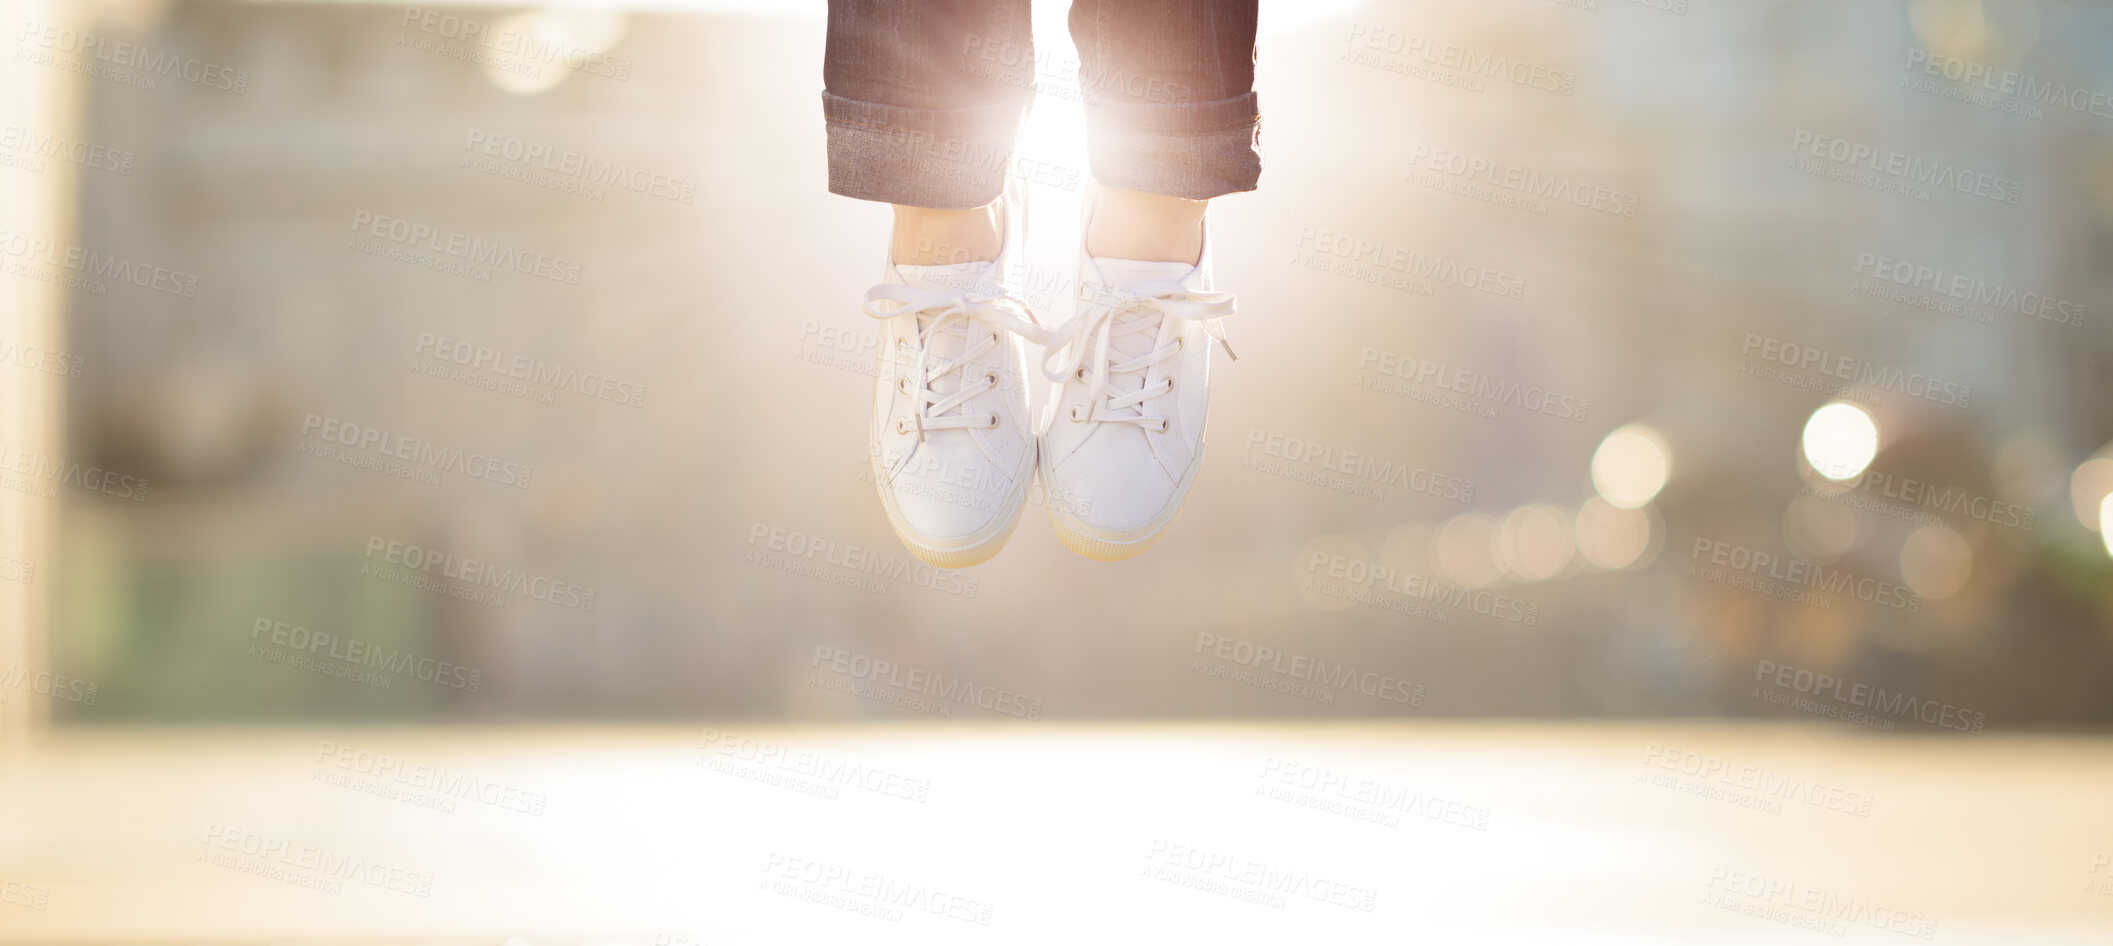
[823,0,1261,208]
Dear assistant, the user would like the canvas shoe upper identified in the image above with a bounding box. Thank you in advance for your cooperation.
[864,183,1044,568]
[1035,186,1237,561]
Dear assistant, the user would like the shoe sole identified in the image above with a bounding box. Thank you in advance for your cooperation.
[1043,442,1205,562]
[873,446,1037,569]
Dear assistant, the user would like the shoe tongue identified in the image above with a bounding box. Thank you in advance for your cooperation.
[1089,258,1193,364]
[896,261,991,295]
[893,261,992,401]
[1092,258,1194,289]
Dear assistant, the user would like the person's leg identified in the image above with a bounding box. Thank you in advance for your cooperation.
[824,0,1035,264]
[826,0,1047,568]
[1036,0,1258,561]
[1068,0,1260,263]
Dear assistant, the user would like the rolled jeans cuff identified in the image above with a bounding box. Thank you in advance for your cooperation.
[1083,91,1261,200]
[823,91,1030,209]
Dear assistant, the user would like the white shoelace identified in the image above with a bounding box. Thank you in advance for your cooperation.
[864,283,1048,442]
[1042,280,1237,432]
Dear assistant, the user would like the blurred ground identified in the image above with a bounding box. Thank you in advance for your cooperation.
[3,722,2111,944]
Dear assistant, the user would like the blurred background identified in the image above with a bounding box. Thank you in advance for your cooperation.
[4,0,2113,941]
[4,0,2109,726]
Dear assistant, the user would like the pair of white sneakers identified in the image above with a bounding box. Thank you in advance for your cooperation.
[861,181,1237,567]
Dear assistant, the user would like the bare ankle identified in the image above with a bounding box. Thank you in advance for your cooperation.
[892,202,1001,265]
[1085,186,1207,264]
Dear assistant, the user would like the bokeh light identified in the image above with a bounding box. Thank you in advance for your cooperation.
[2071,456,2113,531]
[1801,402,1880,482]
[1783,493,1860,563]
[1497,504,1575,582]
[1909,0,1989,60]
[1900,524,1973,600]
[1574,497,1653,571]
[1590,424,1671,509]
[1432,513,1503,588]
[2103,495,2113,558]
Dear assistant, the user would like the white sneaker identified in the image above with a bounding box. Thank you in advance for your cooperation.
[1036,185,1237,561]
[864,184,1044,568]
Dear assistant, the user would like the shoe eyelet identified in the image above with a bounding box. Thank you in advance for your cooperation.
[1152,418,1170,433]
[1172,337,1185,350]
[1074,368,1088,382]
[988,332,999,346]
[895,338,907,351]
[895,418,910,435]
[986,371,1000,386]
[897,378,911,395]
[1069,405,1085,422]
[983,413,1000,429]
[1164,378,1176,393]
